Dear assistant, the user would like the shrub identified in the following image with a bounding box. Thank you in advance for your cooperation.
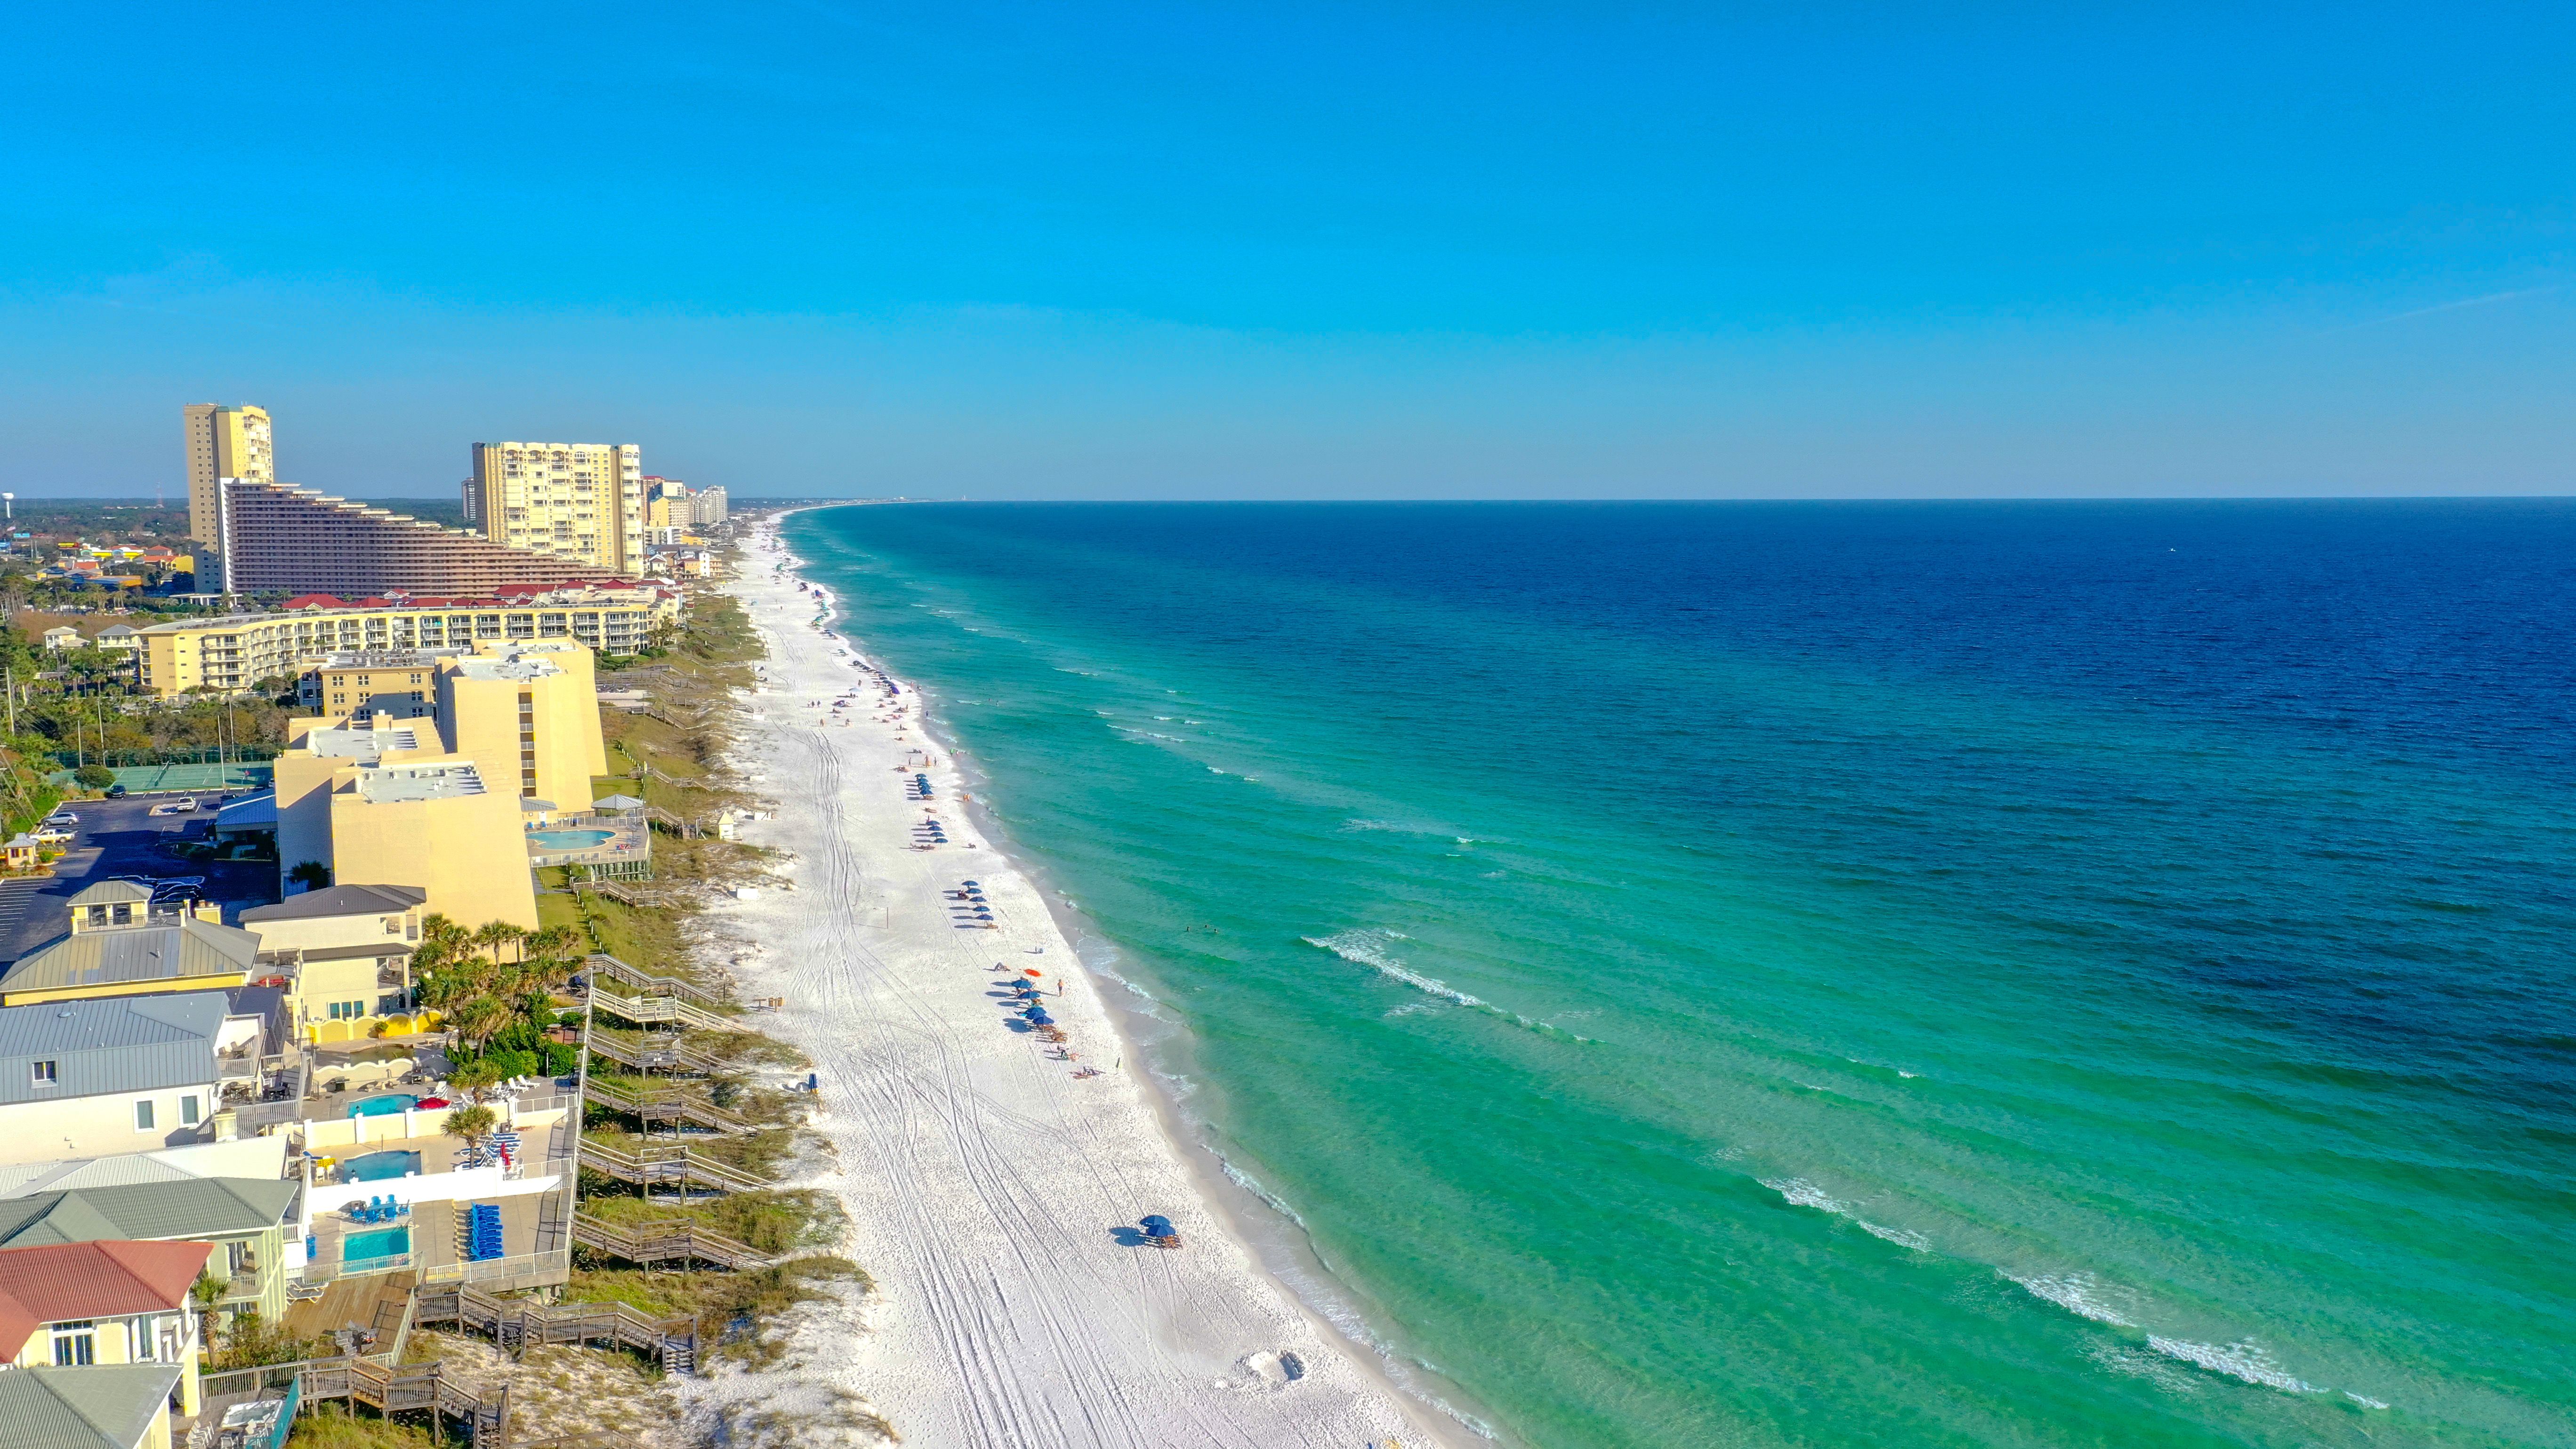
[72,764,114,789]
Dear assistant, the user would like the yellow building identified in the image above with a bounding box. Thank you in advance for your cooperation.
[274,718,539,931]
[0,1238,209,1426]
[239,884,433,1044]
[439,638,605,803]
[134,587,675,696]
[467,442,645,577]
[272,638,608,930]
[314,652,441,723]
[181,403,273,558]
[0,884,257,1008]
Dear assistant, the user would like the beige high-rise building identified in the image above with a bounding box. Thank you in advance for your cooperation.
[183,403,274,557]
[467,442,645,577]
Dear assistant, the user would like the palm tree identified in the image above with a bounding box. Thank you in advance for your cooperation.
[527,924,583,965]
[448,997,511,1055]
[441,1102,499,1154]
[471,920,529,965]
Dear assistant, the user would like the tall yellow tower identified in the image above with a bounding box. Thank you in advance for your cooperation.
[182,403,274,550]
[467,441,645,577]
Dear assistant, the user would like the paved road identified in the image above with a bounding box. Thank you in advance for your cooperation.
[0,794,280,965]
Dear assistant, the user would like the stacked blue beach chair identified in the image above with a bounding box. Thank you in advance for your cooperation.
[467,1203,505,1261]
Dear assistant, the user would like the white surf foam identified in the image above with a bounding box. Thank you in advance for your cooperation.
[2144,1337,2318,1394]
[1758,1177,1932,1250]
[2007,1271,2135,1327]
[1302,929,1590,1042]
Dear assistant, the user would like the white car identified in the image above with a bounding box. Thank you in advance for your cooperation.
[43,812,76,828]
[171,797,198,812]
[32,827,72,845]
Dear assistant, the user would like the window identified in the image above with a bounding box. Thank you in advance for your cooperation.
[135,1100,155,1130]
[328,1000,367,1020]
[181,1095,201,1126]
[385,916,403,935]
[52,1321,96,1366]
[31,1060,55,1085]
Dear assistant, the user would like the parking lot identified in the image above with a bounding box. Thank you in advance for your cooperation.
[0,794,280,964]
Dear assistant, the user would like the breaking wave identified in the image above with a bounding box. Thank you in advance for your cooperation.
[1302,929,1589,1041]
[1760,1177,1931,1251]
[2144,1337,2318,1394]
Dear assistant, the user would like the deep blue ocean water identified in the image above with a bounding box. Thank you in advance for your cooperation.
[784,500,2576,1449]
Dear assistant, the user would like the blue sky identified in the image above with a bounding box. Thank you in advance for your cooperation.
[3,0,2570,498]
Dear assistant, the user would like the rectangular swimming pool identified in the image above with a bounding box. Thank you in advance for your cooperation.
[341,1226,410,1268]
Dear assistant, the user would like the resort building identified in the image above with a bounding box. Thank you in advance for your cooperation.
[309,651,447,723]
[467,441,646,577]
[238,885,425,1044]
[135,585,674,695]
[183,403,273,589]
[0,884,261,1008]
[0,1177,301,1321]
[0,994,228,1167]
[274,719,537,931]
[211,478,608,597]
[0,1238,213,1416]
[437,639,605,804]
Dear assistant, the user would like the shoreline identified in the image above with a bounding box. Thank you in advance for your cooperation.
[708,513,1466,1448]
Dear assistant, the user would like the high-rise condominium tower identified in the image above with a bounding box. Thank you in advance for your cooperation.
[183,402,274,545]
[467,443,645,577]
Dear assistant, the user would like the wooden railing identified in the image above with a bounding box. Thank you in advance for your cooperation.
[583,955,734,1012]
[413,1283,698,1374]
[582,1027,733,1077]
[579,1138,773,1193]
[572,1211,773,1272]
[581,1073,757,1134]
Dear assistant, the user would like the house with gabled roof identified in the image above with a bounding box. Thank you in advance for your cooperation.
[0,993,225,1167]
[0,1238,214,1416]
[0,1177,299,1321]
[0,1361,186,1449]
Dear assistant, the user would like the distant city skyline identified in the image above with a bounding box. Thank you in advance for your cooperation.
[3,1,2570,499]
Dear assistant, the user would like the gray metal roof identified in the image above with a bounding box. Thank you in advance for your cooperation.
[239,883,424,924]
[0,1177,298,1246]
[0,1364,186,1449]
[0,993,223,1107]
[65,881,152,907]
[0,921,263,1003]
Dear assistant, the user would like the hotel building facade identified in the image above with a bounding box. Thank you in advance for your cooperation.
[183,404,274,590]
[136,588,676,696]
[467,442,646,577]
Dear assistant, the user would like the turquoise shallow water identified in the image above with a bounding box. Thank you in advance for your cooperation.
[784,501,2575,1449]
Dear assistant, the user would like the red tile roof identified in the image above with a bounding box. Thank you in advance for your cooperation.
[0,1240,213,1349]
[282,594,349,610]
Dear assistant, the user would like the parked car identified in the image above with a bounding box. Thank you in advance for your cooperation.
[171,797,198,812]
[104,784,128,798]
[32,827,72,845]
[43,812,76,828]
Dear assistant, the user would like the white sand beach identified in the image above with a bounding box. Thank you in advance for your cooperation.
[705,516,1451,1448]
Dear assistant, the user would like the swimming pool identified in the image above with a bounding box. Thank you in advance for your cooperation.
[528,829,615,850]
[341,1226,410,1267]
[346,1094,418,1118]
[343,1150,421,1182]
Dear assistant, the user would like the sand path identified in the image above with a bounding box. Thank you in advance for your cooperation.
[715,520,1443,1449]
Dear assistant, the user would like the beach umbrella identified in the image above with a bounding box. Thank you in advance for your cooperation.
[1024,968,1042,977]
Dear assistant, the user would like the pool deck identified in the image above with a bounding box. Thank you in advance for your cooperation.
[526,809,652,869]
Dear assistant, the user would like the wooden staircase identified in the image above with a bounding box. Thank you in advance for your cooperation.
[580,1072,758,1134]
[578,1137,774,1193]
[413,1283,702,1376]
[572,1210,775,1272]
